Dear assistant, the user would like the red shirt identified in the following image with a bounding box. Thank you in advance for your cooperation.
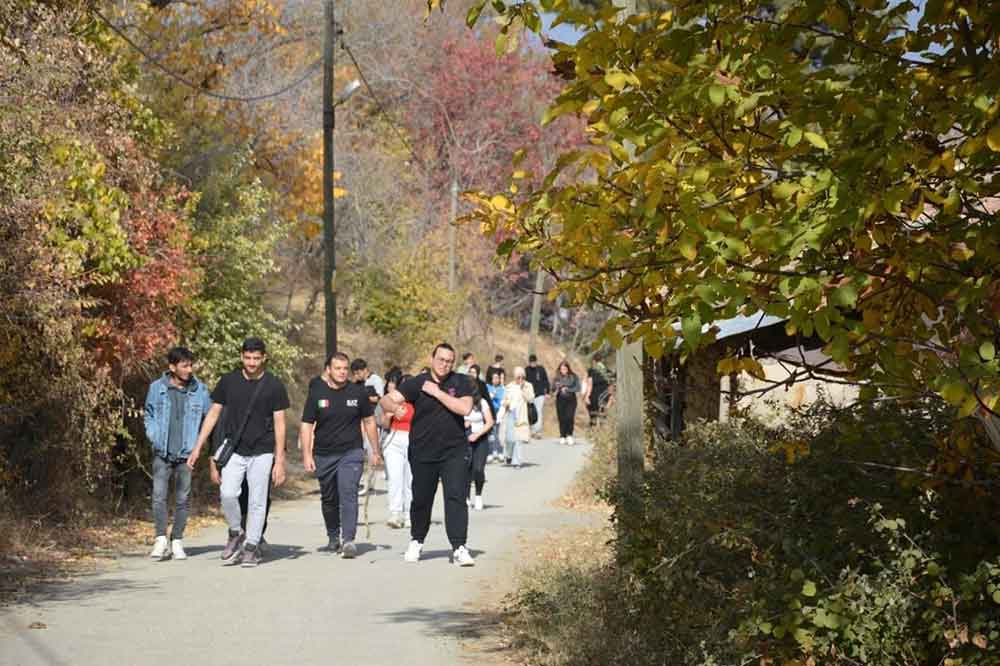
[390,402,414,432]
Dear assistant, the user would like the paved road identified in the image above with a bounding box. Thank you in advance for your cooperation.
[0,438,592,666]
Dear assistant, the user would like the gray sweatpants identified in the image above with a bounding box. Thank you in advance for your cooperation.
[315,448,365,543]
[220,452,274,546]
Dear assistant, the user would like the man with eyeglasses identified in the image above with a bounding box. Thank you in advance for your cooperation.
[380,342,476,566]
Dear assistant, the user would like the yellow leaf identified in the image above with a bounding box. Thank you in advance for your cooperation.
[490,194,512,211]
[333,187,348,198]
[604,70,629,91]
[987,124,1000,152]
[333,170,343,181]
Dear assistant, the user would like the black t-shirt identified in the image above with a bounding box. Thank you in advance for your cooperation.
[398,371,474,462]
[525,365,550,396]
[210,370,290,456]
[587,369,609,409]
[301,377,373,455]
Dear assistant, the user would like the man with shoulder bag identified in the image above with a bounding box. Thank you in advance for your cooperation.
[188,338,290,568]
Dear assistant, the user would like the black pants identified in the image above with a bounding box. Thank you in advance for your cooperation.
[557,394,577,437]
[410,448,470,549]
[240,474,272,537]
[467,440,489,497]
[315,448,364,543]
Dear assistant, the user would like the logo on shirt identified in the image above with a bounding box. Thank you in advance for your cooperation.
[346,399,358,407]
[448,388,456,396]
[318,399,330,409]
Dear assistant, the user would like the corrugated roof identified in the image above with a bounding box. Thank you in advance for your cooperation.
[712,311,786,340]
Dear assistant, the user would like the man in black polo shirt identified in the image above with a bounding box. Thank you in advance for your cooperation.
[300,352,380,558]
[380,342,475,566]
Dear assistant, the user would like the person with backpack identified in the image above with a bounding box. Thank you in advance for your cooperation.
[187,337,290,568]
[143,347,212,561]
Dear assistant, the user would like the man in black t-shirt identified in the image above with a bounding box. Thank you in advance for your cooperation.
[188,338,290,568]
[484,354,505,386]
[300,352,380,558]
[525,354,550,438]
[380,342,475,566]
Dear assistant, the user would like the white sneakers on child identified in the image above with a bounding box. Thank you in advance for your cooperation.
[559,437,567,445]
[150,535,169,560]
[452,545,475,567]
[404,539,423,563]
[474,495,484,511]
[567,435,574,446]
[171,539,187,560]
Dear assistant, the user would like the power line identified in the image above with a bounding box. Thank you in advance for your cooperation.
[94,9,321,103]
[341,40,427,172]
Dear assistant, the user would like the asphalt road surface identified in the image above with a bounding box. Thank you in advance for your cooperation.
[0,437,593,666]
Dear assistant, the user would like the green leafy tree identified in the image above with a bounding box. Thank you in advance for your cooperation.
[449,0,1000,429]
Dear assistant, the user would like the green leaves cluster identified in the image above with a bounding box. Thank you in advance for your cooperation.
[462,0,1000,424]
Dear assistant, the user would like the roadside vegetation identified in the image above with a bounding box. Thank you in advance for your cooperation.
[501,398,1000,665]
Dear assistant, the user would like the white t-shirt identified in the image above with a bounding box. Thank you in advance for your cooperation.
[365,373,385,397]
[466,399,490,435]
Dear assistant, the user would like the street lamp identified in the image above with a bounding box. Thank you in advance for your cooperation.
[323,0,360,358]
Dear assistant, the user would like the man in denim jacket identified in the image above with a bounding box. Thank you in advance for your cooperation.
[144,347,212,561]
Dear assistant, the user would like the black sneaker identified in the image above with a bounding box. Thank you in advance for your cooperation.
[319,537,341,553]
[241,543,262,568]
[341,541,358,559]
[221,529,244,564]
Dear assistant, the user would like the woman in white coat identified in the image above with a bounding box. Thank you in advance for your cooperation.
[497,366,535,468]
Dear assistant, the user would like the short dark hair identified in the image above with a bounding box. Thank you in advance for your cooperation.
[167,346,195,365]
[468,363,481,376]
[350,358,367,372]
[528,353,538,363]
[494,353,504,363]
[432,342,455,357]
[241,337,266,354]
[326,351,349,367]
[462,352,474,361]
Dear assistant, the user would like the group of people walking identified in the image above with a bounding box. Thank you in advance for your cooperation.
[143,338,587,570]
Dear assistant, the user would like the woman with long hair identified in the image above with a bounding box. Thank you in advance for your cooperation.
[553,360,581,445]
[464,383,494,510]
[380,371,413,528]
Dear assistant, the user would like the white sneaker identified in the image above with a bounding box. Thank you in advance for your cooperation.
[567,436,574,446]
[559,437,566,445]
[403,515,411,528]
[452,545,475,567]
[474,495,484,511]
[404,539,422,563]
[150,536,169,560]
[170,539,187,560]
[466,497,473,508]
[387,513,404,529]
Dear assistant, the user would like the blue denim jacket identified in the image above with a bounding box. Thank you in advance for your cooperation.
[144,373,212,460]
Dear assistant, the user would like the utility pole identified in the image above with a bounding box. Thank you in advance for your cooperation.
[527,269,545,356]
[322,0,338,359]
[613,0,644,557]
[449,176,458,292]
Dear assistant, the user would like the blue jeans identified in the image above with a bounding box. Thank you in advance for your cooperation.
[502,412,523,466]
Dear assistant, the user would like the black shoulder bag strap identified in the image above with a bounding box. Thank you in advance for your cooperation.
[232,373,268,449]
